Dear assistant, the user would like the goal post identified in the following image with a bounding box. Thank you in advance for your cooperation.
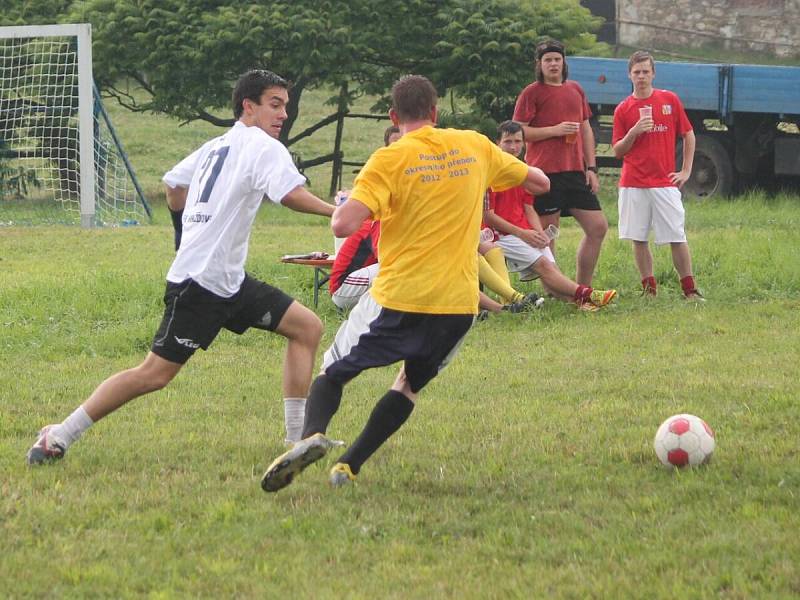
[0,23,150,227]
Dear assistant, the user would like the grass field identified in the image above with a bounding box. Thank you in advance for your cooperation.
[2,92,800,598]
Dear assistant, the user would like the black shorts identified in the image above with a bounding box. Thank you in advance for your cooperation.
[151,274,294,364]
[534,171,601,217]
[324,297,473,393]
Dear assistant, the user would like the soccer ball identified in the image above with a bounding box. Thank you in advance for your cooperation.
[653,414,715,468]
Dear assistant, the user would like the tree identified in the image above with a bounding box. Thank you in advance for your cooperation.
[66,0,603,142]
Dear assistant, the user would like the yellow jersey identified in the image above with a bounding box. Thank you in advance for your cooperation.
[350,125,528,314]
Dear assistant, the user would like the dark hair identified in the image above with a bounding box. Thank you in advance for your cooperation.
[232,69,289,119]
[534,39,568,83]
[497,120,524,141]
[391,75,438,122]
[383,125,400,146]
[628,50,655,72]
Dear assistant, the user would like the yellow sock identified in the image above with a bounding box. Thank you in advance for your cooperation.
[484,247,512,286]
[478,255,523,303]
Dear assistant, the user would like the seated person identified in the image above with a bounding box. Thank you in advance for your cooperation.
[329,219,381,310]
[484,121,617,311]
[479,227,542,309]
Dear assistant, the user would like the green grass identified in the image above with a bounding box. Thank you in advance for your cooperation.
[2,94,800,597]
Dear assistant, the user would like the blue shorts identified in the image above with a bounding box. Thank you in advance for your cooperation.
[322,293,473,393]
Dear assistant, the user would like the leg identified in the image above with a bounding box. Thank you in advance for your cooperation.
[27,352,183,464]
[534,258,579,301]
[332,367,417,482]
[84,352,183,421]
[571,208,608,286]
[273,301,324,399]
[670,242,693,279]
[633,240,654,281]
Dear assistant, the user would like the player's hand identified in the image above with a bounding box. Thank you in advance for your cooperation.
[586,169,600,194]
[555,121,580,137]
[669,169,691,188]
[633,116,654,135]
[520,229,549,249]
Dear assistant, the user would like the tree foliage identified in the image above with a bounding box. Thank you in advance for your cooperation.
[3,0,604,144]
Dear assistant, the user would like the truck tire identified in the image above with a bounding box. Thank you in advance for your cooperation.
[683,134,734,199]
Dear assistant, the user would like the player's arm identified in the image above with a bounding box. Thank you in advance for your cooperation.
[580,120,600,193]
[669,130,696,188]
[612,114,652,159]
[281,185,335,217]
[332,197,372,238]
[521,166,550,196]
[484,207,545,248]
[165,184,188,212]
[522,204,550,248]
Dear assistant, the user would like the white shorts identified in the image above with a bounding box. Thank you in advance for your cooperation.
[494,234,556,273]
[618,187,687,245]
[331,263,379,310]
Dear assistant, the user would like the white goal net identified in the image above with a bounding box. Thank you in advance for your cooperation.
[0,23,150,227]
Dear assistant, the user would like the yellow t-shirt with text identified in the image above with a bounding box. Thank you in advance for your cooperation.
[350,125,528,314]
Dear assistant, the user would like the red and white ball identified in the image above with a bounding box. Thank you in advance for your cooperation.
[654,414,715,468]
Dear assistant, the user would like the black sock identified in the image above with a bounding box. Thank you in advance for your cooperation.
[302,374,343,438]
[338,390,414,475]
[169,208,184,251]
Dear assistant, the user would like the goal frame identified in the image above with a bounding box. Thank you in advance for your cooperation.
[1,23,96,227]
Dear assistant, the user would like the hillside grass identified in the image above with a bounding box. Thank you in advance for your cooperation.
[1,89,800,598]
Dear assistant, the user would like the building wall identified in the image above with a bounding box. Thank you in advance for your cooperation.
[618,0,800,58]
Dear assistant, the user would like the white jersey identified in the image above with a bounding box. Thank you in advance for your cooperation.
[163,121,305,297]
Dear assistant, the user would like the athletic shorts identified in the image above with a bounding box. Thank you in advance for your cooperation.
[494,234,556,273]
[534,171,601,217]
[151,274,294,364]
[322,293,473,393]
[618,187,687,245]
[331,263,380,311]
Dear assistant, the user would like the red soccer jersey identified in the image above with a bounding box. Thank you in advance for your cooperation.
[513,80,592,174]
[612,89,693,188]
[329,220,380,294]
[488,186,534,233]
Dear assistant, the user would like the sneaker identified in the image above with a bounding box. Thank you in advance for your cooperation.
[577,300,600,312]
[589,289,617,308]
[522,292,545,309]
[641,284,657,297]
[684,289,706,302]
[26,425,66,465]
[502,293,544,313]
[476,309,491,322]
[261,433,344,493]
[329,463,356,487]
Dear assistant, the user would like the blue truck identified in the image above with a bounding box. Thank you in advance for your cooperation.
[568,57,800,197]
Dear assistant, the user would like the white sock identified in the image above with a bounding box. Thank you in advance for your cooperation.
[52,406,94,448]
[283,397,306,444]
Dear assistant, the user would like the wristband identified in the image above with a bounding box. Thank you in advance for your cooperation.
[587,166,598,173]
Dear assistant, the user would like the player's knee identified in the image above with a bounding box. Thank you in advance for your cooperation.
[298,311,324,346]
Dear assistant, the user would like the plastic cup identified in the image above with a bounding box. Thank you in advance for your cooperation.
[565,131,578,144]
[480,227,494,243]
[639,105,653,130]
[544,224,559,241]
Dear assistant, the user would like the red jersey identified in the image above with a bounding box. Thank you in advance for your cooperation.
[513,80,592,174]
[488,186,534,233]
[329,220,380,294]
[612,89,693,188]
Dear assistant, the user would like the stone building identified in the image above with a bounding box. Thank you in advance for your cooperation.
[582,0,800,59]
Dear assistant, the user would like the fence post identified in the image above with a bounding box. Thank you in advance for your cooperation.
[329,82,348,198]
